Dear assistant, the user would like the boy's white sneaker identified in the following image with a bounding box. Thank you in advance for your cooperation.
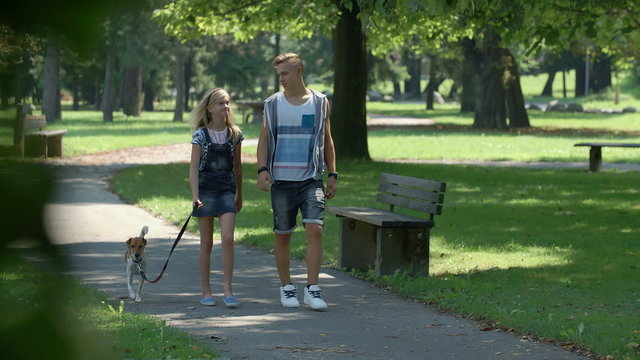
[304,285,328,310]
[280,284,300,308]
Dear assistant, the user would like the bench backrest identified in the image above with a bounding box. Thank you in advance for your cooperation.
[377,172,446,221]
[14,104,47,155]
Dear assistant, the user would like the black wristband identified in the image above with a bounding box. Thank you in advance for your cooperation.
[258,166,269,174]
[328,172,338,180]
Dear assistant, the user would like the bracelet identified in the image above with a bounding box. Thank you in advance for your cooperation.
[328,172,339,180]
[257,166,269,174]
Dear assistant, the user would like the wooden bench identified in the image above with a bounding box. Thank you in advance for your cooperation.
[14,104,67,157]
[327,173,446,277]
[236,100,264,124]
[574,142,640,172]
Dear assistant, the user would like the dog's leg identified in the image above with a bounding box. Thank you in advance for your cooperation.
[127,263,137,300]
[135,263,145,302]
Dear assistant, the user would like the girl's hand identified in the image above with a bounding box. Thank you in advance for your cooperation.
[235,196,243,213]
[193,199,203,209]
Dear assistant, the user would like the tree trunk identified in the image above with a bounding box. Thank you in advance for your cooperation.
[392,81,401,100]
[425,56,443,111]
[71,72,80,111]
[121,65,142,116]
[575,64,586,97]
[273,33,280,94]
[403,50,421,99]
[332,0,369,160]
[460,37,479,113]
[473,32,508,130]
[184,54,193,111]
[102,50,115,122]
[143,69,157,112]
[541,71,555,96]
[173,51,185,122]
[591,54,611,93]
[42,36,61,123]
[504,49,530,128]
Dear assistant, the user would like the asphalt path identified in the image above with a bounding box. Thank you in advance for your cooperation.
[42,143,591,359]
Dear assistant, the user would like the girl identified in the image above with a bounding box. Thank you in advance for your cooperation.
[189,88,243,308]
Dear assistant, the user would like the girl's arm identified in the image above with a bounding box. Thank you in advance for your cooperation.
[189,144,202,207]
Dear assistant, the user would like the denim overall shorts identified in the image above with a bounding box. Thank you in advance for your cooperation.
[192,128,236,217]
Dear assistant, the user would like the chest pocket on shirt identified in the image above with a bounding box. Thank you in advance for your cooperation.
[301,114,315,128]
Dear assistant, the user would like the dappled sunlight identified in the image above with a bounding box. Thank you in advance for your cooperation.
[429,242,574,276]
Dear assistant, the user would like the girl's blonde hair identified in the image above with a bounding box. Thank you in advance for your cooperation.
[190,88,241,142]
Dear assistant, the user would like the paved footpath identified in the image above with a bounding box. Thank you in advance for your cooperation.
[43,144,590,360]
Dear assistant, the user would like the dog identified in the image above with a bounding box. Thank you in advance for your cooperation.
[125,226,148,302]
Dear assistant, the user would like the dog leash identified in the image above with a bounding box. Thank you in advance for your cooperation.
[136,206,195,284]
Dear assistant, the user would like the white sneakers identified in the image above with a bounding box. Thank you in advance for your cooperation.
[280,284,327,310]
[280,284,300,308]
[304,285,328,310]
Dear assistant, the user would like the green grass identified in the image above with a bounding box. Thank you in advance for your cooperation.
[111,161,640,359]
[0,107,262,156]
[0,253,217,359]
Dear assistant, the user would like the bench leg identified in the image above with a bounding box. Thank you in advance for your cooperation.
[589,146,602,172]
[338,218,377,272]
[24,135,47,158]
[47,135,63,157]
[376,227,429,277]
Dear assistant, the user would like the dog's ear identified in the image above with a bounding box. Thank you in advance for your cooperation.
[126,238,132,246]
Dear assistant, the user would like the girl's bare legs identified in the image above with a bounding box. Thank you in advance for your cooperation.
[198,216,214,298]
[217,212,236,296]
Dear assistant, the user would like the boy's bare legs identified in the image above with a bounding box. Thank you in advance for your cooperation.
[304,223,323,285]
[274,232,292,285]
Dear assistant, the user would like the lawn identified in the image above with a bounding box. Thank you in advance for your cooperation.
[0,252,217,360]
[111,160,640,360]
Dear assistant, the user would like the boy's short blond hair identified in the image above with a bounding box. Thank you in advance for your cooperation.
[272,53,303,69]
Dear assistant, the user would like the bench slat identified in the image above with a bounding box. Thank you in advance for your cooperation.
[574,142,640,148]
[378,182,444,204]
[380,172,446,192]
[327,206,433,228]
[27,129,68,137]
[377,193,443,215]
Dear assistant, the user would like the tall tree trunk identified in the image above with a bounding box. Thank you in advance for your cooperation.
[541,71,555,96]
[173,51,185,122]
[575,64,586,97]
[473,32,508,130]
[403,50,421,99]
[102,49,115,122]
[71,72,80,111]
[143,69,157,112]
[42,36,61,122]
[504,49,530,128]
[425,56,443,110]
[184,54,193,111]
[460,37,479,113]
[273,33,280,94]
[392,81,401,100]
[591,54,611,93]
[332,0,369,160]
[122,65,141,116]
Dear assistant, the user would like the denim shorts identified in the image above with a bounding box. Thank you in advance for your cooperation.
[270,178,325,234]
[192,192,236,218]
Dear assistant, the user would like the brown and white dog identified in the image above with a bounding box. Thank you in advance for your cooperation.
[125,226,148,302]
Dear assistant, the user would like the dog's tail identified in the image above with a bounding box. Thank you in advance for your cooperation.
[139,226,149,238]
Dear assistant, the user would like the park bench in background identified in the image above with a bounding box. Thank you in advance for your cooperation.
[236,100,264,124]
[14,104,67,158]
[327,173,446,277]
[574,142,640,172]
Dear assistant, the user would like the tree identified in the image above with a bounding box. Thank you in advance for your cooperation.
[42,35,61,122]
[154,0,371,159]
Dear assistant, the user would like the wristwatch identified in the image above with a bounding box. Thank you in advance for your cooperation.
[328,172,339,180]
[258,166,269,174]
